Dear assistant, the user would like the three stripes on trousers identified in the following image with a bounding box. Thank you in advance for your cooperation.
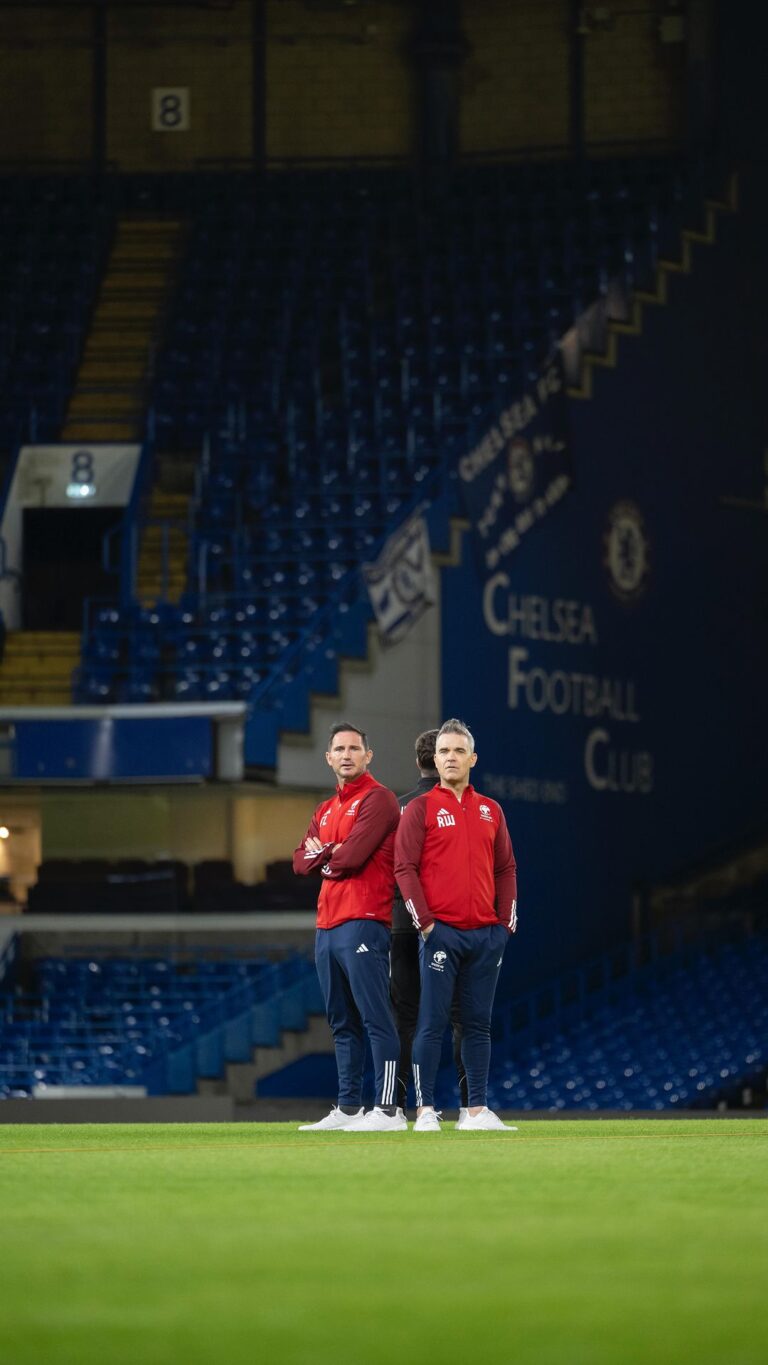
[381,1059,397,1106]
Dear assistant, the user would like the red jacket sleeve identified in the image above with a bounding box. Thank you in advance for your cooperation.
[292,808,333,877]
[393,797,432,931]
[319,787,399,881]
[493,808,518,932]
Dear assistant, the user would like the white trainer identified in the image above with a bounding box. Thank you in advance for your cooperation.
[455,1107,469,1129]
[341,1107,408,1132]
[413,1108,442,1133]
[298,1106,364,1131]
[459,1108,518,1132]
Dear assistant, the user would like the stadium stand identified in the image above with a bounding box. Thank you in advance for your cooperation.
[0,950,323,1099]
[0,174,114,454]
[3,928,765,1111]
[69,154,699,712]
[480,930,768,1113]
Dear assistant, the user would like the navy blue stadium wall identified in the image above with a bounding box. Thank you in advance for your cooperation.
[441,172,768,993]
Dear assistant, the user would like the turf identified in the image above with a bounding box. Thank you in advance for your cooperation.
[1,1119,766,1365]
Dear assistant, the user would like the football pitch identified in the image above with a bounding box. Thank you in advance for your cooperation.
[1,1119,766,1365]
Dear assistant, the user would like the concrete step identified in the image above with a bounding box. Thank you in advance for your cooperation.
[149,493,189,510]
[68,383,146,399]
[77,361,147,381]
[61,422,140,441]
[1,663,78,681]
[102,271,168,289]
[92,300,162,320]
[66,391,143,409]
[200,1015,333,1103]
[138,539,188,555]
[88,320,159,336]
[0,687,73,704]
[111,246,179,260]
[6,631,80,646]
[82,337,151,355]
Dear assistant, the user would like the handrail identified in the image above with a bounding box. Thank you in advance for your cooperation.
[0,439,24,534]
[119,432,157,606]
[0,932,17,987]
[0,537,21,586]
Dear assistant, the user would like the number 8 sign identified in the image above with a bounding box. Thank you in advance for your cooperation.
[151,88,190,132]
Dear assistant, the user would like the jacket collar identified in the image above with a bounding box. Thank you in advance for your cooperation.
[438,782,475,802]
[336,771,376,802]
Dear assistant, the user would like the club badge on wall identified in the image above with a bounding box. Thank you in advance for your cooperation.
[603,500,651,602]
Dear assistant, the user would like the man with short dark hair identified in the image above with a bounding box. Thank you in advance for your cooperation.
[395,719,518,1132]
[293,722,405,1132]
[391,728,469,1117]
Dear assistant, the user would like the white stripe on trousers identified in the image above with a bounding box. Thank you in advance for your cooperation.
[413,1063,422,1108]
[380,1058,397,1107]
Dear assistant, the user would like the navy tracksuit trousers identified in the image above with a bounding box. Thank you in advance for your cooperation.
[412,920,508,1109]
[315,919,400,1109]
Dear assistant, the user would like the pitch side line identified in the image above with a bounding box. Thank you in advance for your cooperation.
[0,1131,765,1156]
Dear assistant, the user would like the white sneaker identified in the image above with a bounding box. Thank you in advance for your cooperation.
[459,1108,518,1132]
[455,1107,469,1129]
[413,1108,442,1132]
[298,1106,363,1131]
[341,1107,408,1132]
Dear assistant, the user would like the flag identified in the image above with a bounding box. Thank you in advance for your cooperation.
[362,514,436,645]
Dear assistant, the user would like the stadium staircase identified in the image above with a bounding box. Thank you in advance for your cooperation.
[135,490,189,605]
[196,1011,331,1104]
[61,218,183,443]
[0,630,79,705]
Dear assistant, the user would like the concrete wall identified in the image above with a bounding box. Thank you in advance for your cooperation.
[36,785,321,885]
[461,0,570,154]
[266,0,412,161]
[0,0,684,168]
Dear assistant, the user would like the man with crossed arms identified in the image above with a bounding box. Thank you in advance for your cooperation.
[394,718,519,1132]
[293,722,405,1132]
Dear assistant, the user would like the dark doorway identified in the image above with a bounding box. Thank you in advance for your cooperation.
[22,507,123,630]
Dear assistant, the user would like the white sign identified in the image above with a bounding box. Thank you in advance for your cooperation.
[151,88,190,132]
[14,445,140,509]
[362,514,436,645]
[0,444,141,628]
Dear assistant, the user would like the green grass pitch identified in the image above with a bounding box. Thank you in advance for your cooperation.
[1,1118,766,1365]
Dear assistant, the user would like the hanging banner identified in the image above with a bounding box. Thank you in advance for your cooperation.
[457,354,571,572]
[362,513,436,645]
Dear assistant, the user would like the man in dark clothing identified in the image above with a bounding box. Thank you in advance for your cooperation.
[391,728,469,1118]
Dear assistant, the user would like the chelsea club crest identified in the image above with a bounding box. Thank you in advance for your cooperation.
[603,500,650,602]
[507,437,535,503]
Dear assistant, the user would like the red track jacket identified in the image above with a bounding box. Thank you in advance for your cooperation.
[394,783,517,933]
[292,771,400,930]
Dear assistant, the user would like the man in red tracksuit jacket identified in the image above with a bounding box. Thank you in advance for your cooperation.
[292,722,405,1133]
[394,718,519,1133]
